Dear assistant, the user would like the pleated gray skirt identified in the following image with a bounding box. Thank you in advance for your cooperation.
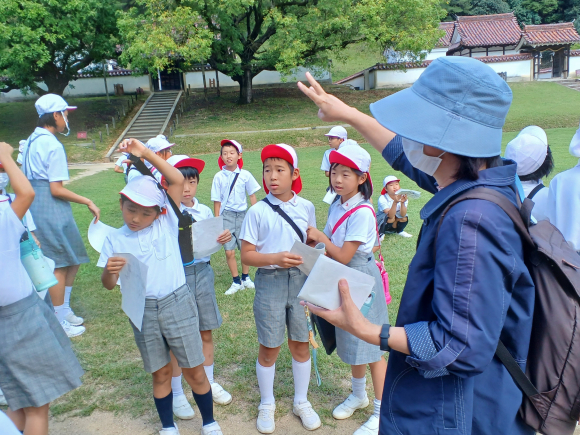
[29,179,89,268]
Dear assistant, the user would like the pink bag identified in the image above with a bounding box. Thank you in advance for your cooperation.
[331,205,392,305]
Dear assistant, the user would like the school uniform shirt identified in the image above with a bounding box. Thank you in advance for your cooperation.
[320,140,360,172]
[0,206,34,306]
[115,156,128,174]
[0,193,36,232]
[97,197,186,299]
[377,193,408,219]
[239,192,316,269]
[21,127,69,182]
[521,180,549,221]
[211,167,261,214]
[323,193,376,256]
[181,199,214,264]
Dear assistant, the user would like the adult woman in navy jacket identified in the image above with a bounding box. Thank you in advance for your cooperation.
[299,57,535,435]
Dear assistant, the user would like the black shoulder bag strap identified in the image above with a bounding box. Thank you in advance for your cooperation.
[433,187,540,403]
[128,154,195,265]
[262,197,305,243]
[227,172,240,199]
[527,184,544,200]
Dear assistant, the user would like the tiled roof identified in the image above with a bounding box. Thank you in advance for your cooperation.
[335,71,365,84]
[523,22,580,46]
[76,69,135,78]
[453,13,522,48]
[476,53,533,63]
[437,22,455,47]
[375,61,433,70]
[571,49,580,56]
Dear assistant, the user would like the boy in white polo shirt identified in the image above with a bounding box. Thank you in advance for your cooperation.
[321,126,347,177]
[240,144,321,434]
[98,139,223,435]
[211,139,261,295]
[376,176,411,238]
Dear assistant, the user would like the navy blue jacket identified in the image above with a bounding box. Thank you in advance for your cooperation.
[380,136,535,435]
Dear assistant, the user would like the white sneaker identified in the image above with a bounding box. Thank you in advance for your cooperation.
[159,423,180,435]
[211,382,232,405]
[61,319,85,338]
[64,310,84,326]
[256,403,276,434]
[332,394,369,420]
[224,282,244,295]
[173,394,195,420]
[397,231,413,238]
[293,401,321,431]
[201,421,223,435]
[353,414,380,435]
[242,277,255,289]
[0,387,7,406]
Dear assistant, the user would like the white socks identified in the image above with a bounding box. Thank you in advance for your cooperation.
[64,286,72,310]
[54,305,67,323]
[292,358,311,405]
[172,375,184,397]
[256,360,275,406]
[352,376,367,400]
[373,398,381,417]
[204,364,214,384]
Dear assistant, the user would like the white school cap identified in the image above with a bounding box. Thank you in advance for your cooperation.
[381,175,401,194]
[35,94,77,117]
[146,135,175,153]
[261,143,302,194]
[505,133,548,176]
[518,125,548,147]
[339,139,360,148]
[329,145,373,189]
[325,126,348,140]
[120,176,166,209]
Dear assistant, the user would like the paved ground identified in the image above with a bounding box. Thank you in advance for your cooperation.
[65,162,115,184]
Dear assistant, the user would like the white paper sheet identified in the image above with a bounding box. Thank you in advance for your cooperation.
[395,189,421,199]
[298,255,375,310]
[88,218,117,253]
[114,253,147,331]
[323,190,338,205]
[290,241,326,276]
[193,216,224,259]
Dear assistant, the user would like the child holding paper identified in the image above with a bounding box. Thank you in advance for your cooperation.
[376,176,411,238]
[98,139,223,435]
[307,146,388,435]
[0,141,83,435]
[161,154,234,418]
[239,144,321,434]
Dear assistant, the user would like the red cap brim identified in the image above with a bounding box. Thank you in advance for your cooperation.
[329,150,359,171]
[218,156,244,169]
[175,157,205,174]
[261,145,301,194]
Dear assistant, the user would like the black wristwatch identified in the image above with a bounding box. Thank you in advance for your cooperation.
[380,324,391,352]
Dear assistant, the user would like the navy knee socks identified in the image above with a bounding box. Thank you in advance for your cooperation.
[154,391,174,429]
[193,389,215,426]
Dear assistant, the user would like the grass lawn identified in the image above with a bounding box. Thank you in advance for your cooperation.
[329,43,386,82]
[30,122,578,425]
[0,95,143,162]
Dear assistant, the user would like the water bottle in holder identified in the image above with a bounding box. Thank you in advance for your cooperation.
[19,221,58,291]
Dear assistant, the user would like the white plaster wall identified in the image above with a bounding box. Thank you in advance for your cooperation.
[0,75,151,101]
[484,59,531,81]
[375,67,427,87]
[570,56,580,77]
[425,48,449,60]
[339,75,365,89]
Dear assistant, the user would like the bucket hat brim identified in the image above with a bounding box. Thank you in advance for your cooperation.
[370,86,503,158]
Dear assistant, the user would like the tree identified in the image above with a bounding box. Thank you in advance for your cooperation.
[0,0,118,96]
[121,0,445,104]
[470,0,510,15]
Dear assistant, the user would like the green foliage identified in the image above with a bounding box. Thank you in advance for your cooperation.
[470,0,510,15]
[522,0,559,21]
[0,0,118,95]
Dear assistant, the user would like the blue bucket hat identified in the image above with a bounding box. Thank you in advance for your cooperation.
[369,56,512,158]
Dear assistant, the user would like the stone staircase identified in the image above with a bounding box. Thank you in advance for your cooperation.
[106,90,182,160]
[558,79,580,92]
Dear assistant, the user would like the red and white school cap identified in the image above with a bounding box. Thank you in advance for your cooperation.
[218,139,244,169]
[381,175,400,195]
[261,143,302,194]
[120,176,165,209]
[162,154,206,185]
[330,145,373,191]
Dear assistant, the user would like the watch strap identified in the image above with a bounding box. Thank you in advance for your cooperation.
[380,324,391,352]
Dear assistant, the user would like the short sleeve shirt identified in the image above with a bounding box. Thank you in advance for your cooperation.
[21,127,69,182]
[378,194,408,219]
[97,195,186,299]
[0,206,34,306]
[321,149,332,172]
[239,192,316,269]
[324,193,377,255]
[115,156,128,173]
[181,199,214,264]
[0,193,36,232]
[211,168,261,214]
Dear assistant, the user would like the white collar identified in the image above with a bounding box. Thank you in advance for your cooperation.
[222,166,241,174]
[340,192,364,210]
[33,127,56,138]
[181,198,199,211]
[266,191,298,207]
[521,180,542,186]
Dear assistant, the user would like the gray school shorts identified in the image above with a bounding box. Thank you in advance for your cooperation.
[222,209,246,251]
[253,267,309,348]
[185,261,222,331]
[130,284,204,373]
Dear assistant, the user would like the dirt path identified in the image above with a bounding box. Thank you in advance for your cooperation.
[49,410,361,435]
[65,162,115,184]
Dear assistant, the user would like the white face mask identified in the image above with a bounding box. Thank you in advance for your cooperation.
[0,173,9,191]
[402,138,446,176]
[59,111,70,136]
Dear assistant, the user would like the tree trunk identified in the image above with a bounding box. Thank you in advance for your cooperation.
[41,72,70,96]
[238,69,253,104]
